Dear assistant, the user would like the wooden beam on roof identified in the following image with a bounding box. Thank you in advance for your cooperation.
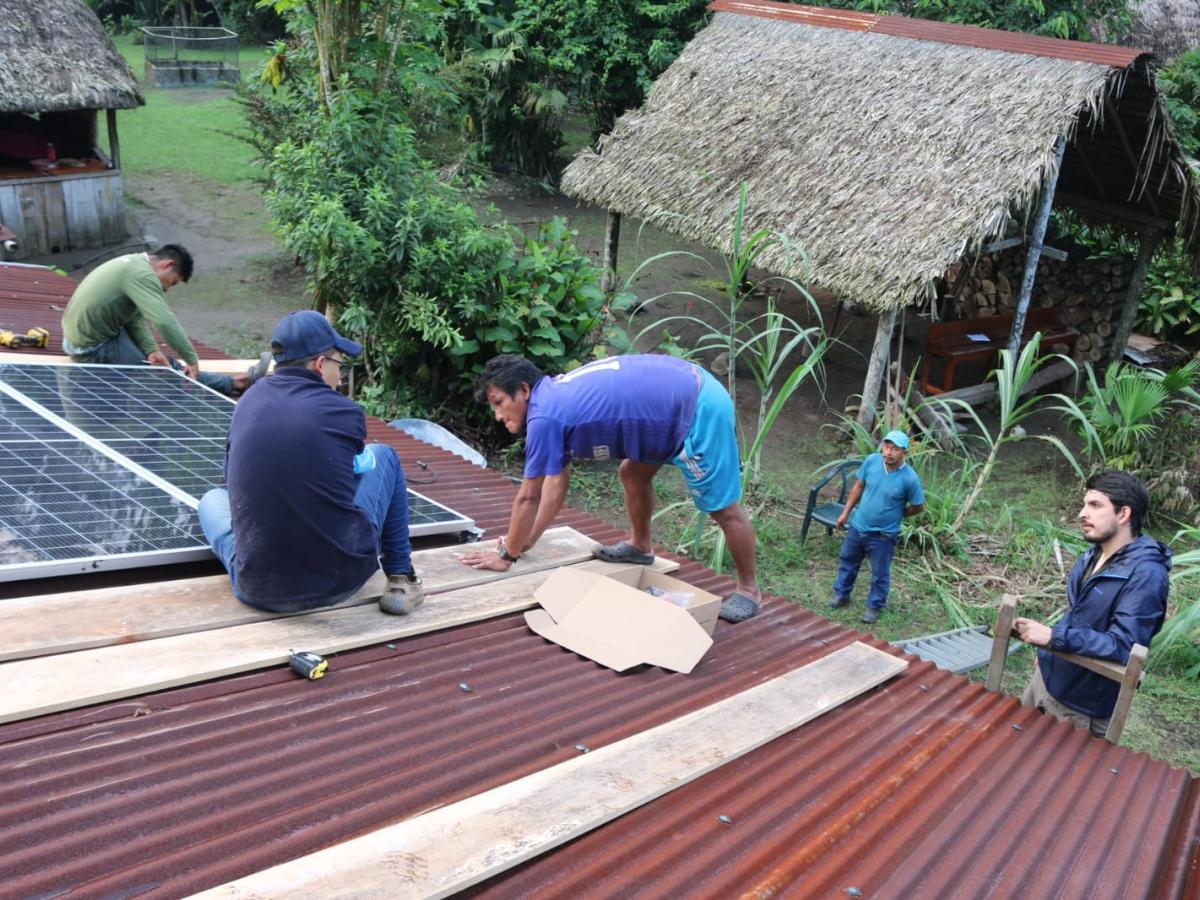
[1056,192,1172,232]
[199,642,907,900]
[1104,95,1162,219]
[0,526,600,663]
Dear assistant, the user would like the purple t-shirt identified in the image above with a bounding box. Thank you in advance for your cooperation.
[523,355,700,478]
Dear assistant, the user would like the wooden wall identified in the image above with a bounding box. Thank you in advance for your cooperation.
[0,172,127,260]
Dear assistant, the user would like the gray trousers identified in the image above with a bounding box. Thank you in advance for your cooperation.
[1022,665,1110,738]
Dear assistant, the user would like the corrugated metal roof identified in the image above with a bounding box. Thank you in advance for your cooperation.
[709,0,1149,68]
[1,286,1198,896]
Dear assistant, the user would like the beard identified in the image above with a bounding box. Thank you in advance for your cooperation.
[1083,521,1118,544]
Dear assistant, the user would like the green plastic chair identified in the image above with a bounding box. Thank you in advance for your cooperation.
[800,459,860,544]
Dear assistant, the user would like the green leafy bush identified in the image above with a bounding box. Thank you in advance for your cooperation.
[265,93,617,417]
[1160,48,1200,160]
[1138,239,1200,340]
[809,0,1132,41]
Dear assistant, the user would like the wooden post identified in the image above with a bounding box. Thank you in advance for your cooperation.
[1007,137,1065,359]
[856,309,896,431]
[106,109,120,170]
[986,594,1019,693]
[1104,643,1146,744]
[1106,228,1163,366]
[599,210,621,293]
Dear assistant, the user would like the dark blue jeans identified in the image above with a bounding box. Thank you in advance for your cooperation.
[833,524,897,610]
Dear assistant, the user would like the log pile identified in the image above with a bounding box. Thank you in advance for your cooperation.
[943,245,1133,363]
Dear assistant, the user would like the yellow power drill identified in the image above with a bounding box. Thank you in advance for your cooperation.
[0,327,50,350]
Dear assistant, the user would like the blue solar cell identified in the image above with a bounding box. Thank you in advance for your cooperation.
[0,362,475,577]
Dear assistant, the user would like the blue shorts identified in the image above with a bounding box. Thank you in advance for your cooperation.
[670,367,742,513]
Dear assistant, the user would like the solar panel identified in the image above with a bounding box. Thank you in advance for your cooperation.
[0,362,476,580]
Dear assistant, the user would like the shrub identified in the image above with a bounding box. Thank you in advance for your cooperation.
[265,93,617,418]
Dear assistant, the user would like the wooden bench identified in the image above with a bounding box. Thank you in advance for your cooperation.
[921,308,1079,394]
[985,594,1146,745]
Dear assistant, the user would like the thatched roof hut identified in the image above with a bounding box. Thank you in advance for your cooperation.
[0,0,143,113]
[0,0,143,258]
[1121,0,1200,63]
[563,0,1200,315]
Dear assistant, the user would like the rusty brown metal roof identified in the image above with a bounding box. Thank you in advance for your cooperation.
[2,269,1199,895]
[1,416,1199,896]
[0,262,225,358]
[709,0,1149,68]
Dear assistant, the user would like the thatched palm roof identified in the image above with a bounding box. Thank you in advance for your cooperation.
[0,0,143,113]
[562,2,1200,312]
[1125,0,1200,62]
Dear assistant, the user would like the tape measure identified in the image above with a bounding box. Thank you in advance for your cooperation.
[289,650,327,680]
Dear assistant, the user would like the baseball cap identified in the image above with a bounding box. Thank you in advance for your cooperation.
[882,429,910,450]
[270,310,363,363]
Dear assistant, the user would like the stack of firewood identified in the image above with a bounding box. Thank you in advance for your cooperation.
[943,246,1132,362]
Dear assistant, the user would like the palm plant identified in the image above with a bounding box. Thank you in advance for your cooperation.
[1051,360,1199,470]
[1150,528,1200,676]
[930,335,1083,532]
[625,184,830,574]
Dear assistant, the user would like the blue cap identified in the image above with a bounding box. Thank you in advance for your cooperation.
[882,429,910,450]
[270,310,362,363]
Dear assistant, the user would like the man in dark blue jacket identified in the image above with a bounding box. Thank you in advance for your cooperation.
[198,311,422,615]
[1015,471,1171,736]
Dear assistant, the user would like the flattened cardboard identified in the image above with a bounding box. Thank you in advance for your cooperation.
[527,568,715,674]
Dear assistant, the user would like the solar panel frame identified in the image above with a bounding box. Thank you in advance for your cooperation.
[0,362,476,580]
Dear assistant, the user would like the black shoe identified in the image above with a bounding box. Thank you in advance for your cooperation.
[828,596,850,609]
[860,608,881,624]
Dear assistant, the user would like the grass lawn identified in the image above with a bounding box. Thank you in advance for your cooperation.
[106,33,264,184]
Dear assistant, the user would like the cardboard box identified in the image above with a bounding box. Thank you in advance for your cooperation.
[524,566,720,674]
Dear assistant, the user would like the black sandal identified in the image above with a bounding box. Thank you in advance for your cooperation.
[591,541,656,565]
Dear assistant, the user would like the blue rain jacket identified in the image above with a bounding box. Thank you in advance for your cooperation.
[1039,534,1171,719]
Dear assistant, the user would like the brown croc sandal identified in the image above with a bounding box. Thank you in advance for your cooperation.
[592,541,655,565]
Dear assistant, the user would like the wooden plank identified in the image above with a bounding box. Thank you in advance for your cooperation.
[1105,644,1146,745]
[96,173,126,245]
[200,642,907,900]
[62,177,102,249]
[985,594,1018,692]
[0,526,602,662]
[0,352,263,373]
[0,555,678,725]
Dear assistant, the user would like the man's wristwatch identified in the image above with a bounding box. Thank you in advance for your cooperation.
[498,540,520,563]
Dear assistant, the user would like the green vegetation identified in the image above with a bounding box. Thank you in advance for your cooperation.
[1160,48,1200,160]
[807,0,1133,40]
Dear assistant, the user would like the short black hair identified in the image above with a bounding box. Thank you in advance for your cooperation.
[475,355,545,404]
[1086,470,1150,536]
[153,244,194,282]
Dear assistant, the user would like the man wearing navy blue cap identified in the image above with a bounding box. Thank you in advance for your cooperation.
[828,429,924,624]
[198,310,422,615]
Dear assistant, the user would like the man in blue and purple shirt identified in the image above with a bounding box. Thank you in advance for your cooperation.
[461,353,761,622]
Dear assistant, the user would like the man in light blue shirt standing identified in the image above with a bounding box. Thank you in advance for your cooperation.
[828,430,925,624]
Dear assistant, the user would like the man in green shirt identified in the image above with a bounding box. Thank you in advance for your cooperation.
[61,245,267,395]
